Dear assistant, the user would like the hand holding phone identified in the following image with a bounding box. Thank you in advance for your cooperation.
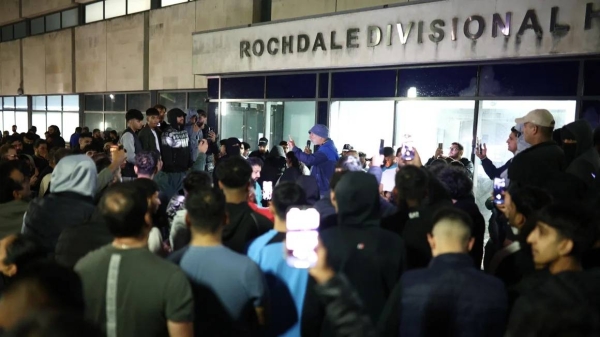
[378,139,385,155]
[262,181,273,201]
[493,178,507,204]
[286,207,320,269]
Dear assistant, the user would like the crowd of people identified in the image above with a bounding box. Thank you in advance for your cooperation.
[0,105,599,337]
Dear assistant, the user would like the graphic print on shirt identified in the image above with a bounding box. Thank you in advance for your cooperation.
[163,129,190,149]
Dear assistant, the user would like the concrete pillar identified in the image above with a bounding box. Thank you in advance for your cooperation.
[75,21,107,93]
[45,29,74,94]
[0,0,21,26]
[196,0,261,32]
[22,35,47,95]
[271,0,336,21]
[106,13,146,92]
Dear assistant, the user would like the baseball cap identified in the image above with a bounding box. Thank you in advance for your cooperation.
[258,137,268,146]
[515,109,555,128]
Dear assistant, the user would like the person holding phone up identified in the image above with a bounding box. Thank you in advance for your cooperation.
[426,142,474,179]
[287,124,339,198]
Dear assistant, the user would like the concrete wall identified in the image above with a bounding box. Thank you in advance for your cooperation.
[21,0,75,18]
[75,21,107,93]
[271,0,412,20]
[336,0,408,12]
[0,0,21,26]
[195,0,261,32]
[0,41,22,95]
[106,13,147,92]
[149,2,196,90]
[23,35,46,95]
[45,29,73,94]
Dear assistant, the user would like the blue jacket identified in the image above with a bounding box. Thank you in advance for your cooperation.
[397,253,507,337]
[292,140,339,196]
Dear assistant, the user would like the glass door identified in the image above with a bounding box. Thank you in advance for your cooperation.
[221,102,265,145]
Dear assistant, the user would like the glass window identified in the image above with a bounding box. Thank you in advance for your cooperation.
[220,102,265,145]
[46,13,61,32]
[31,17,45,35]
[188,92,208,111]
[221,77,265,99]
[396,100,476,160]
[104,113,125,132]
[85,113,105,132]
[581,101,600,128]
[266,74,316,99]
[16,97,27,109]
[584,61,600,96]
[161,0,189,7]
[62,8,79,28]
[3,112,15,133]
[47,96,62,111]
[207,79,219,99]
[265,101,315,148]
[32,112,47,134]
[105,0,126,19]
[398,66,478,97]
[46,112,62,132]
[319,73,329,98]
[332,70,396,98]
[63,112,80,139]
[3,97,15,109]
[159,92,187,110]
[14,22,26,39]
[127,93,151,111]
[63,95,80,111]
[128,0,151,14]
[2,25,13,41]
[15,112,28,133]
[479,62,579,97]
[105,94,125,111]
[474,100,576,218]
[86,2,104,23]
[33,96,46,110]
[85,95,103,111]
[317,102,328,125]
[330,101,395,153]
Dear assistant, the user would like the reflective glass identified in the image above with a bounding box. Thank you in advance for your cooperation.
[159,92,186,111]
[46,112,62,133]
[479,62,579,97]
[31,17,44,35]
[584,61,600,96]
[32,112,47,134]
[0,112,3,133]
[105,0,126,19]
[317,102,328,125]
[16,97,27,109]
[581,101,600,129]
[3,112,15,133]
[47,96,62,111]
[330,101,395,155]
[85,113,105,132]
[3,97,15,109]
[319,73,329,98]
[188,92,208,111]
[332,70,396,98]
[221,77,265,99]
[62,8,79,28]
[398,66,478,97]
[63,113,80,141]
[161,0,188,7]
[127,0,151,14]
[105,94,125,111]
[85,2,104,23]
[2,25,13,41]
[63,95,80,111]
[46,13,61,32]
[127,93,151,111]
[15,112,28,133]
[266,101,315,147]
[33,96,46,110]
[104,113,125,132]
[266,74,316,99]
[208,78,219,99]
[221,102,265,145]
[14,22,26,39]
[85,95,103,111]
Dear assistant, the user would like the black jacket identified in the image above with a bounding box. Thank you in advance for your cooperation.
[55,211,113,268]
[120,127,143,178]
[454,196,486,267]
[301,172,406,337]
[222,202,273,254]
[508,141,565,188]
[161,111,191,173]
[481,157,512,180]
[563,120,600,188]
[138,125,161,153]
[426,157,474,179]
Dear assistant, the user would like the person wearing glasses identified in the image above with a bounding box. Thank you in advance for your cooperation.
[428,142,474,179]
[476,126,530,180]
[0,145,18,162]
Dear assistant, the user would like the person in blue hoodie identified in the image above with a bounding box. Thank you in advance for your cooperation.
[185,109,202,163]
[288,124,339,198]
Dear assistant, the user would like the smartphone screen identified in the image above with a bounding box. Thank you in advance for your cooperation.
[262,181,273,201]
[306,140,311,148]
[401,144,415,161]
[438,143,443,150]
[285,207,320,269]
[493,178,507,204]
[379,139,385,155]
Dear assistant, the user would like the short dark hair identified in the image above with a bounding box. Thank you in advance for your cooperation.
[135,151,157,176]
[396,165,429,201]
[279,141,288,147]
[80,132,92,139]
[197,109,207,117]
[242,142,250,151]
[533,202,596,259]
[451,142,464,151]
[154,104,166,111]
[329,170,348,190]
[33,139,47,149]
[131,178,159,199]
[2,234,46,272]
[109,130,118,136]
[432,207,474,236]
[183,171,213,193]
[272,182,307,219]
[186,188,226,234]
[49,125,61,135]
[216,156,252,189]
[100,183,148,238]
[247,157,263,168]
[126,109,144,122]
[50,148,71,165]
[146,108,160,117]
[437,166,473,199]
[75,127,82,133]
[335,156,362,172]
[509,185,553,219]
[383,147,394,157]
[0,177,23,202]
[93,128,101,133]
[82,126,89,132]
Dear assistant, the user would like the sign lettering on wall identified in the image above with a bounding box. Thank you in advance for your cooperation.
[192,0,600,75]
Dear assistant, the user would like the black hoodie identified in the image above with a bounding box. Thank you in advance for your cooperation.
[222,202,272,254]
[563,120,600,188]
[160,109,191,173]
[301,171,406,337]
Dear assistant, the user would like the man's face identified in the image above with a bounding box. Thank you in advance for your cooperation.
[522,122,536,144]
[177,116,185,125]
[9,169,30,200]
[190,116,197,125]
[158,108,166,121]
[11,126,16,133]
[147,115,159,129]
[251,165,261,181]
[448,144,461,159]
[309,132,325,146]
[503,191,522,228]
[198,115,207,125]
[36,144,48,158]
[527,221,568,267]
[258,145,267,153]
[0,235,16,276]
[47,127,55,135]
[4,148,18,161]
[11,141,22,152]
[281,145,289,153]
[93,131,102,139]
[130,119,143,131]
[507,132,518,153]
[79,137,92,149]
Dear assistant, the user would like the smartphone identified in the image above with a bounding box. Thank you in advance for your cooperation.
[493,178,507,205]
[402,144,415,161]
[262,181,273,201]
[476,138,482,154]
[438,143,443,150]
[379,139,385,155]
[286,207,320,268]
[306,140,311,148]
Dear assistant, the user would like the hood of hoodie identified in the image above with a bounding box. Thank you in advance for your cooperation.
[335,171,380,227]
[514,123,532,155]
[268,145,285,159]
[185,109,198,124]
[167,109,185,131]
[564,120,593,157]
[49,155,97,198]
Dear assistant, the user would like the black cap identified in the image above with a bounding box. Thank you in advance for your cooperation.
[343,144,353,151]
[258,137,268,146]
[126,109,144,122]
